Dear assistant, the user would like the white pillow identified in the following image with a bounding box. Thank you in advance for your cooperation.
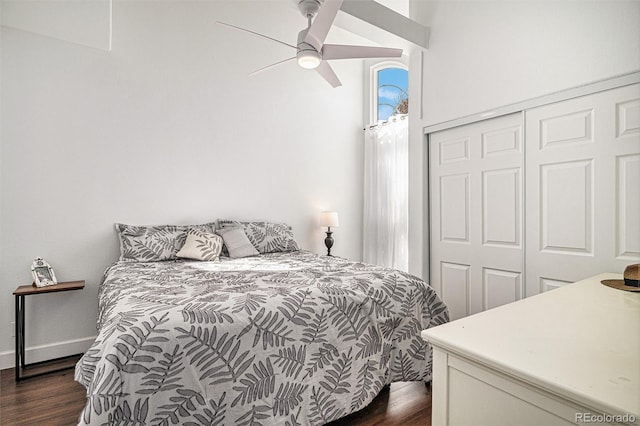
[216,227,259,258]
[176,228,224,261]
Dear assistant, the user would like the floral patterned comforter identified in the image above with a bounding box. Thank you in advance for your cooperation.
[75,251,448,425]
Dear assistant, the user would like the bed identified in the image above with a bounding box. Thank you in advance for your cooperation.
[75,222,449,425]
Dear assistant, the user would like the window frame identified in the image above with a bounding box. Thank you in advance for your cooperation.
[370,61,409,124]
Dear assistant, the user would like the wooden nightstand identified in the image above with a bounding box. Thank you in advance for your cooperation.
[13,280,85,382]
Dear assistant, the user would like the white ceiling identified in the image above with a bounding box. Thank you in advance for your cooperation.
[0,0,421,56]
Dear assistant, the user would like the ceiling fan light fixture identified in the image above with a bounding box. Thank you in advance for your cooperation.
[297,50,322,69]
[218,0,401,88]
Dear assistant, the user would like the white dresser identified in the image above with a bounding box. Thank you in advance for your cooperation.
[421,274,639,426]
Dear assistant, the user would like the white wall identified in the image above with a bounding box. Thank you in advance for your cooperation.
[420,0,640,126]
[406,0,640,279]
[0,1,365,367]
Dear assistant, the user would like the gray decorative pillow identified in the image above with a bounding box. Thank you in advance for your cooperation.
[116,222,216,262]
[216,227,259,258]
[217,220,300,254]
[176,228,223,261]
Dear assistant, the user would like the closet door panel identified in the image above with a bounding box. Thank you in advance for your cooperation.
[483,168,521,246]
[430,113,523,320]
[617,154,640,259]
[540,159,593,254]
[482,268,522,311]
[440,173,470,243]
[525,84,640,296]
[440,262,470,320]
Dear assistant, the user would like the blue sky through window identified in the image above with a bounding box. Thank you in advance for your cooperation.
[377,67,408,121]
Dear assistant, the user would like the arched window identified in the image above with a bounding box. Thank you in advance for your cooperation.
[370,62,408,123]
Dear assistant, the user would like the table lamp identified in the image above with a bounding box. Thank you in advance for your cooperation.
[320,211,339,256]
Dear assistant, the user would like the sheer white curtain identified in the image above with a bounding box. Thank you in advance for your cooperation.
[363,116,409,271]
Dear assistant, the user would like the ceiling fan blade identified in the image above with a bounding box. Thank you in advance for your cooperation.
[249,57,296,76]
[216,21,296,50]
[322,44,403,60]
[315,61,342,88]
[304,0,343,51]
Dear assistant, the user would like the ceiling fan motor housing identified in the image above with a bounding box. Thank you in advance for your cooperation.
[296,28,322,68]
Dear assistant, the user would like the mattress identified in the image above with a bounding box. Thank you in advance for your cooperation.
[75,250,448,425]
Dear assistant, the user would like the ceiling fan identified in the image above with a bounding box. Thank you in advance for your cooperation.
[217,0,403,88]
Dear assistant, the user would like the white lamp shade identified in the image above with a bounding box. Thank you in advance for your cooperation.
[297,50,322,69]
[319,211,339,228]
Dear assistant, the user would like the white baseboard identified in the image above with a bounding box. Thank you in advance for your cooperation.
[0,336,96,370]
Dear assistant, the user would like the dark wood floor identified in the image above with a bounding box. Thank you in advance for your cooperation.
[0,357,431,425]
[0,356,86,425]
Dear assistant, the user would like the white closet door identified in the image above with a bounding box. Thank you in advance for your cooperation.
[525,84,640,295]
[430,113,524,320]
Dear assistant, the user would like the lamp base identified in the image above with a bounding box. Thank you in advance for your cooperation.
[324,230,334,256]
